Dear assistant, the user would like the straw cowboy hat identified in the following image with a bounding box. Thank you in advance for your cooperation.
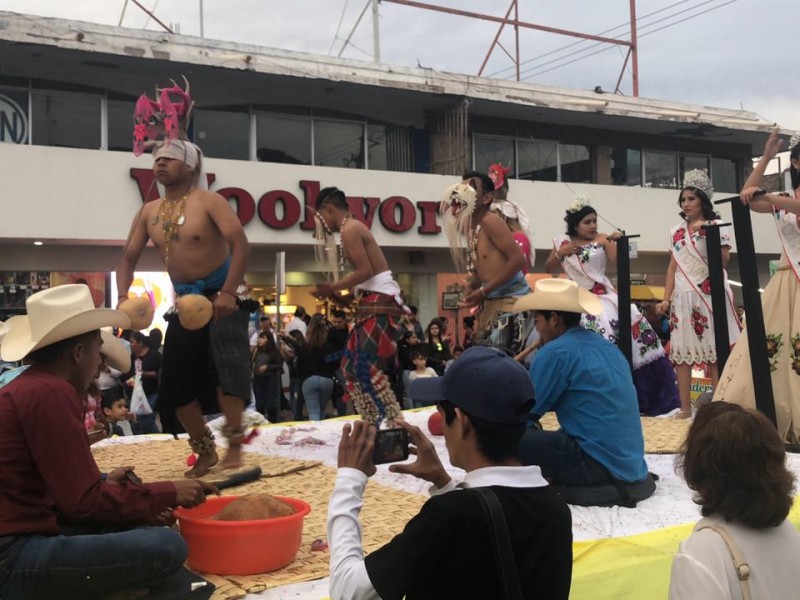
[1,284,131,364]
[99,329,131,373]
[513,278,603,316]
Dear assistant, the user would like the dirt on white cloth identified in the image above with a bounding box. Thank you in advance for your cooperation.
[97,408,800,600]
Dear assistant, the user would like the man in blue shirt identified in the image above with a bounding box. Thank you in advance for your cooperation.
[515,279,655,507]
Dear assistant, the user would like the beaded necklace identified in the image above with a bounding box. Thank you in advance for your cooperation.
[337,215,352,273]
[317,212,352,274]
[153,186,193,266]
[466,224,481,275]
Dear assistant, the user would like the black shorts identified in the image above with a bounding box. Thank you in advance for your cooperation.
[159,308,251,433]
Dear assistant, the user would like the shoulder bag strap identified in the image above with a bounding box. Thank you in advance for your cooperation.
[696,523,752,600]
[472,487,523,600]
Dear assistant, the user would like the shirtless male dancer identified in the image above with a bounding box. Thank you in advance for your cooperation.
[312,187,404,426]
[116,140,251,477]
[441,172,531,355]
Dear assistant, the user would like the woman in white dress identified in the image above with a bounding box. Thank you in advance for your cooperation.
[656,170,741,418]
[545,197,680,416]
[714,130,800,442]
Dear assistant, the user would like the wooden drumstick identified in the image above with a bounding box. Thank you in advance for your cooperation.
[514,339,541,362]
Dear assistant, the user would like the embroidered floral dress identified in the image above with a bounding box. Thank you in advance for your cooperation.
[715,209,800,442]
[668,220,741,366]
[554,234,679,415]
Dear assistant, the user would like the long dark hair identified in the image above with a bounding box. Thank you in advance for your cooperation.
[426,317,445,344]
[564,206,597,236]
[255,331,280,360]
[678,187,719,221]
[790,142,800,191]
[306,313,329,350]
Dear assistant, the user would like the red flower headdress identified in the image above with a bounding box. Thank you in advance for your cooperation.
[488,163,512,190]
[132,76,194,156]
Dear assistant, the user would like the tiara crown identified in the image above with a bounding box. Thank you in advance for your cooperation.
[789,132,800,153]
[566,194,592,214]
[682,169,713,200]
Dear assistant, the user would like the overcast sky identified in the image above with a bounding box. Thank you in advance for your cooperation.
[1,0,797,134]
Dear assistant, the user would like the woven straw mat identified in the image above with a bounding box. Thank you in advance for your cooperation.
[538,413,691,454]
[92,440,426,599]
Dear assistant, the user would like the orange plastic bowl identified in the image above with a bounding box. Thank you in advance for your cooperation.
[174,495,311,575]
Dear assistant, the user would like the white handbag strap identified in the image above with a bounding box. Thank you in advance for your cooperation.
[696,523,752,600]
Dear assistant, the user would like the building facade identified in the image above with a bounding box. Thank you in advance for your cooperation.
[0,12,787,328]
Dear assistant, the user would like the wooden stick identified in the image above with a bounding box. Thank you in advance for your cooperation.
[514,339,541,362]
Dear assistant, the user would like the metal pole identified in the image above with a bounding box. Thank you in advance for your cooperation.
[629,0,639,96]
[382,0,631,47]
[701,223,731,373]
[199,0,204,38]
[338,0,372,58]
[477,0,515,77]
[513,0,520,81]
[131,0,174,33]
[372,0,380,63]
[616,234,640,369]
[118,0,130,26]
[714,197,777,426]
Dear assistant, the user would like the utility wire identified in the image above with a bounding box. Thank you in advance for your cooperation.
[328,0,351,55]
[520,0,740,81]
[487,0,698,79]
[517,0,723,80]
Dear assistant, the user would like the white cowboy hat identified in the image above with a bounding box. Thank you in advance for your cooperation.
[100,329,131,373]
[512,278,603,316]
[0,284,131,362]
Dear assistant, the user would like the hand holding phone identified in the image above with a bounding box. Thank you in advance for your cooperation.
[337,420,378,476]
[388,420,451,488]
[372,428,410,465]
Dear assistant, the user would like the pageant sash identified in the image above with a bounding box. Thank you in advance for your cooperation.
[774,173,800,284]
[670,220,738,323]
[555,234,618,306]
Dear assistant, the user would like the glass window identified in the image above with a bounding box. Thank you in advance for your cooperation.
[367,124,412,172]
[712,157,737,194]
[256,112,311,165]
[474,135,514,175]
[679,154,710,185]
[108,98,135,152]
[31,89,101,149]
[610,148,641,186]
[368,124,387,171]
[193,108,249,160]
[643,150,678,188]
[518,139,557,181]
[314,119,364,169]
[559,143,592,183]
[0,87,29,145]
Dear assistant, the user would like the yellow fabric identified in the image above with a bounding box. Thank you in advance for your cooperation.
[570,497,800,599]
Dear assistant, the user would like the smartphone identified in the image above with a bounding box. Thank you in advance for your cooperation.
[372,428,410,465]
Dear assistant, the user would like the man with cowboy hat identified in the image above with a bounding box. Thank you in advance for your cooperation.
[0,284,215,599]
[514,279,655,507]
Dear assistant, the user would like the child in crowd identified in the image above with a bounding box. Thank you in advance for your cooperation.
[101,392,132,437]
[408,350,438,407]
[445,345,464,372]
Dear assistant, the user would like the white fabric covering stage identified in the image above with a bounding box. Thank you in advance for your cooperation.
[97,408,800,600]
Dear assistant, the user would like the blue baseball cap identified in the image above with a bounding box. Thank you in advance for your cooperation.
[409,346,534,425]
